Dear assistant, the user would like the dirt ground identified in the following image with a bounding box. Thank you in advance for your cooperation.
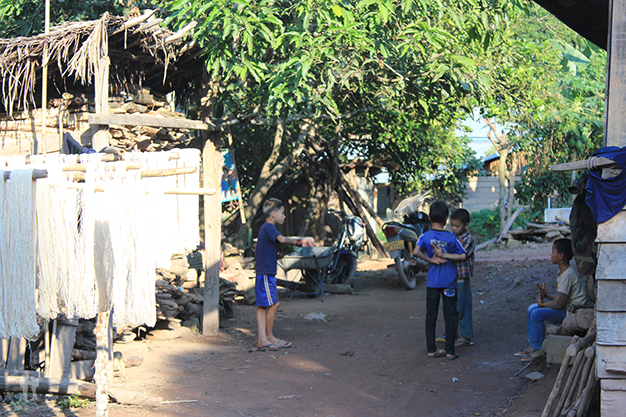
[2,242,572,417]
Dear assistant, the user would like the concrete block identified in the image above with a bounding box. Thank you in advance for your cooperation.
[544,335,575,364]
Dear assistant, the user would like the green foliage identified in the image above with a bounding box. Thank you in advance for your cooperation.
[469,208,500,243]
[58,395,89,409]
[469,207,541,243]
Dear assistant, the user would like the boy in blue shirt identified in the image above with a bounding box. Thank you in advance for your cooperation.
[255,198,311,351]
[413,201,466,360]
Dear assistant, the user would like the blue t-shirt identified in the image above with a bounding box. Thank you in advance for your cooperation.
[417,229,466,289]
[255,222,282,275]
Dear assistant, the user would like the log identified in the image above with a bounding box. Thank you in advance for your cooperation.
[566,332,596,357]
[554,350,585,415]
[476,238,497,251]
[575,346,595,400]
[323,284,353,295]
[0,372,96,398]
[562,353,587,412]
[497,207,525,243]
[541,336,578,417]
[576,361,597,417]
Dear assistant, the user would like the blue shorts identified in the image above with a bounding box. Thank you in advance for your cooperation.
[256,274,278,307]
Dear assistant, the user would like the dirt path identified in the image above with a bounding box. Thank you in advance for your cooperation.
[59,243,558,417]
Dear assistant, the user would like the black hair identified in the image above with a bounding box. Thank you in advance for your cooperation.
[450,208,470,225]
[553,238,574,262]
[263,198,284,218]
[429,201,449,224]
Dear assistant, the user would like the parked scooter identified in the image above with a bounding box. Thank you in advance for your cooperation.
[382,203,431,290]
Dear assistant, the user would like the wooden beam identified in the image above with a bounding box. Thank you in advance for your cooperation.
[550,157,617,172]
[88,114,217,131]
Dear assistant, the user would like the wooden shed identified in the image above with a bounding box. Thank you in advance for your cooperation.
[0,10,223,336]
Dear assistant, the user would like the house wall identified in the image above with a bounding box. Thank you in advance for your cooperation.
[461,175,522,214]
[0,109,93,156]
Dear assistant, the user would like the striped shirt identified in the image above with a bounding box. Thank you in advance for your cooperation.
[457,231,475,279]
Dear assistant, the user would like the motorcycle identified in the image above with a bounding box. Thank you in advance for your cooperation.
[325,208,366,286]
[382,197,431,290]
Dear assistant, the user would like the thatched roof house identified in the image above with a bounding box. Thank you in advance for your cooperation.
[0,10,206,155]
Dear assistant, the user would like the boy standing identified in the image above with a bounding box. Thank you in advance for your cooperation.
[450,209,475,347]
[517,238,587,361]
[413,201,467,360]
[255,198,310,351]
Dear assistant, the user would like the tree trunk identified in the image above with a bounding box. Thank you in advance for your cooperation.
[497,146,509,232]
[506,152,518,222]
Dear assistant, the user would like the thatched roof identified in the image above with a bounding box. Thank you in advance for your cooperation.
[0,10,204,116]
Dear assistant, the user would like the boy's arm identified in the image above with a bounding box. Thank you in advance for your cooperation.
[439,252,467,261]
[277,235,313,247]
[538,292,568,309]
[413,246,445,265]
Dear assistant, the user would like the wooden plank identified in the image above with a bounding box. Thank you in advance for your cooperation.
[598,346,626,379]
[49,319,78,379]
[202,136,221,335]
[597,312,626,345]
[597,211,626,243]
[602,379,626,416]
[6,338,26,370]
[551,156,618,172]
[597,280,626,311]
[597,244,626,280]
[88,113,216,131]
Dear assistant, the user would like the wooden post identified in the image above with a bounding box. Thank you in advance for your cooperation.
[202,137,221,335]
[94,311,110,417]
[91,56,110,152]
[597,1,626,413]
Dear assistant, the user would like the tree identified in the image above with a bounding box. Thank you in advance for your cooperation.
[165,0,523,244]
[475,3,605,230]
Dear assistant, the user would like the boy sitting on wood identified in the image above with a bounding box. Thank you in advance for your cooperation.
[516,238,587,361]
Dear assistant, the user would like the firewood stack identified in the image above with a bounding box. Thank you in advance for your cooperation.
[107,86,197,152]
[504,222,572,243]
[541,332,598,417]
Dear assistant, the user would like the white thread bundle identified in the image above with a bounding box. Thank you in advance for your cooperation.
[36,178,99,320]
[175,149,201,251]
[0,169,39,340]
[87,162,157,327]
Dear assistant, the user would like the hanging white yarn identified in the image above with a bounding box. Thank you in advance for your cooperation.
[175,148,201,252]
[87,161,156,327]
[36,176,99,321]
[0,169,40,340]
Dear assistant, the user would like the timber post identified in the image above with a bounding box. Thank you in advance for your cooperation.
[596,0,626,413]
[200,79,222,336]
[202,135,222,335]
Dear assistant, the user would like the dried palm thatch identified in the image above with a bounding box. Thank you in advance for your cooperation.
[0,10,201,117]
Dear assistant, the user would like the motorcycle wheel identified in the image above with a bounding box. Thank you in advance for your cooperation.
[396,248,418,290]
[326,253,357,286]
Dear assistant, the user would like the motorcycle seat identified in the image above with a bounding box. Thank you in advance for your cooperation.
[385,221,418,232]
